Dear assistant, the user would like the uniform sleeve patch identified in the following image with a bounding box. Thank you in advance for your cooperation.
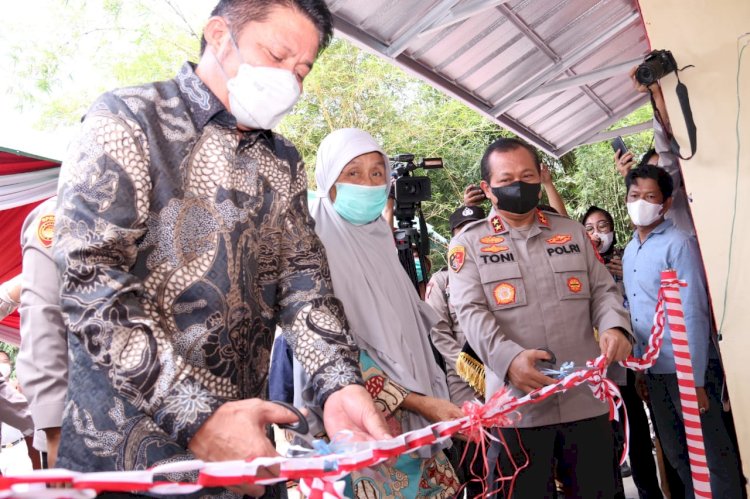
[546,234,572,245]
[37,214,55,248]
[493,283,516,305]
[448,245,466,273]
[567,277,583,293]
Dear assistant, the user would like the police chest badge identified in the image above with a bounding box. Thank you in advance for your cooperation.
[493,282,516,305]
[546,234,572,245]
[567,277,583,293]
[480,245,509,253]
[37,214,55,248]
[449,245,466,273]
[480,235,505,244]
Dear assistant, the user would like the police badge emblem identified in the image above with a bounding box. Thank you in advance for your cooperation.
[448,245,466,273]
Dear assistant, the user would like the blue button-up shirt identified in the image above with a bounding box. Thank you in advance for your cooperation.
[623,219,710,386]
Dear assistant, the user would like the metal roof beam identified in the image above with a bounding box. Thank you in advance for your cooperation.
[525,57,645,99]
[496,3,560,63]
[332,15,390,53]
[556,95,649,155]
[488,12,641,116]
[579,120,653,146]
[385,0,462,58]
[419,0,512,37]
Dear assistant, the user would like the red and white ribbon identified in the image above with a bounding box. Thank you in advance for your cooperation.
[660,269,712,497]
[0,269,711,498]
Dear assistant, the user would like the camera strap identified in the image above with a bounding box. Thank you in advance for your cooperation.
[653,71,697,160]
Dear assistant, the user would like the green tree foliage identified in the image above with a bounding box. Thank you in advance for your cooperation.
[556,105,655,246]
[2,0,203,128]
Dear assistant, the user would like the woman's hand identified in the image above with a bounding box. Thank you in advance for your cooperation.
[402,393,463,423]
[606,255,623,279]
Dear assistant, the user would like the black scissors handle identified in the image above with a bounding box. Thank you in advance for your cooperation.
[537,347,557,366]
[270,400,310,435]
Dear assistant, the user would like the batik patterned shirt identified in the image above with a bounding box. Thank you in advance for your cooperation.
[53,63,363,484]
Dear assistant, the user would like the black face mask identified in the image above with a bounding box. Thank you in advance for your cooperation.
[491,181,541,215]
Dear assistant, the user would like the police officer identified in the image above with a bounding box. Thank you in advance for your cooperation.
[448,138,633,497]
[16,196,67,467]
[426,204,486,405]
[426,204,486,497]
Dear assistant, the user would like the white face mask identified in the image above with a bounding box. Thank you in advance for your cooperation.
[226,64,301,130]
[0,363,11,379]
[595,231,614,254]
[627,199,663,227]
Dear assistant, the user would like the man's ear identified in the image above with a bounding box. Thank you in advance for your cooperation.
[203,17,231,58]
[480,180,492,200]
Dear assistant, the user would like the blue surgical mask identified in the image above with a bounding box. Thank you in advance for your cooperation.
[414,258,424,282]
[333,183,388,225]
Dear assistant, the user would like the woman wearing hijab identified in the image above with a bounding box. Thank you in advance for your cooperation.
[307,128,462,498]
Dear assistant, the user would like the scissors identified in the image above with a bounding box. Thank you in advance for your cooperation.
[270,401,317,454]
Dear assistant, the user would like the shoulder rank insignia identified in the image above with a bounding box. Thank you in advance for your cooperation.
[567,277,583,293]
[479,235,505,245]
[536,209,550,227]
[493,283,516,305]
[490,216,506,233]
[448,245,466,273]
[37,214,55,248]
[546,234,572,245]
[480,245,510,253]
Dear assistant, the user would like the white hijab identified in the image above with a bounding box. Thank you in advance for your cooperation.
[309,128,449,433]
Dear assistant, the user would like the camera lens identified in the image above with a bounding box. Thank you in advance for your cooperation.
[636,66,655,85]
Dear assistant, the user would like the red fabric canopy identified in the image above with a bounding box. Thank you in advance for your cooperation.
[0,149,60,344]
[0,150,60,175]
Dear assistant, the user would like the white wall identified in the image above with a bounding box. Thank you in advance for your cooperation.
[639,0,750,482]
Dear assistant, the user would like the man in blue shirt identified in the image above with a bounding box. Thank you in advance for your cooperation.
[622,164,743,497]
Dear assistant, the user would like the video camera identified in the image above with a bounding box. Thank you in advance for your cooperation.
[390,154,443,221]
[388,153,443,292]
[635,49,678,86]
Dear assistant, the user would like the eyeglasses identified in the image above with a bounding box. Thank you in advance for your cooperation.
[584,221,611,233]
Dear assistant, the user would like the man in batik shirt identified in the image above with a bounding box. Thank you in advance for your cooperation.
[53,1,387,497]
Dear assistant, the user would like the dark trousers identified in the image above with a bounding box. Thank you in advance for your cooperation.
[620,371,663,499]
[488,414,616,498]
[646,360,744,498]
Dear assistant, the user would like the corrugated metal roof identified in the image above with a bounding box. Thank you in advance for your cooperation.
[328,0,651,157]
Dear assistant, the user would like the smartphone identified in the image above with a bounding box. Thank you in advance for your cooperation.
[611,136,628,155]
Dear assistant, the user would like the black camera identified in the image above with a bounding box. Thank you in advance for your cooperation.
[389,153,443,292]
[635,49,678,86]
[390,154,443,206]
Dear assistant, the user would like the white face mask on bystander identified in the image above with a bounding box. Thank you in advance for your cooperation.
[627,199,663,227]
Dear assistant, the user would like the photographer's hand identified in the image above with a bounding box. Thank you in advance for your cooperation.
[630,66,670,128]
[463,184,486,206]
[614,149,635,177]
